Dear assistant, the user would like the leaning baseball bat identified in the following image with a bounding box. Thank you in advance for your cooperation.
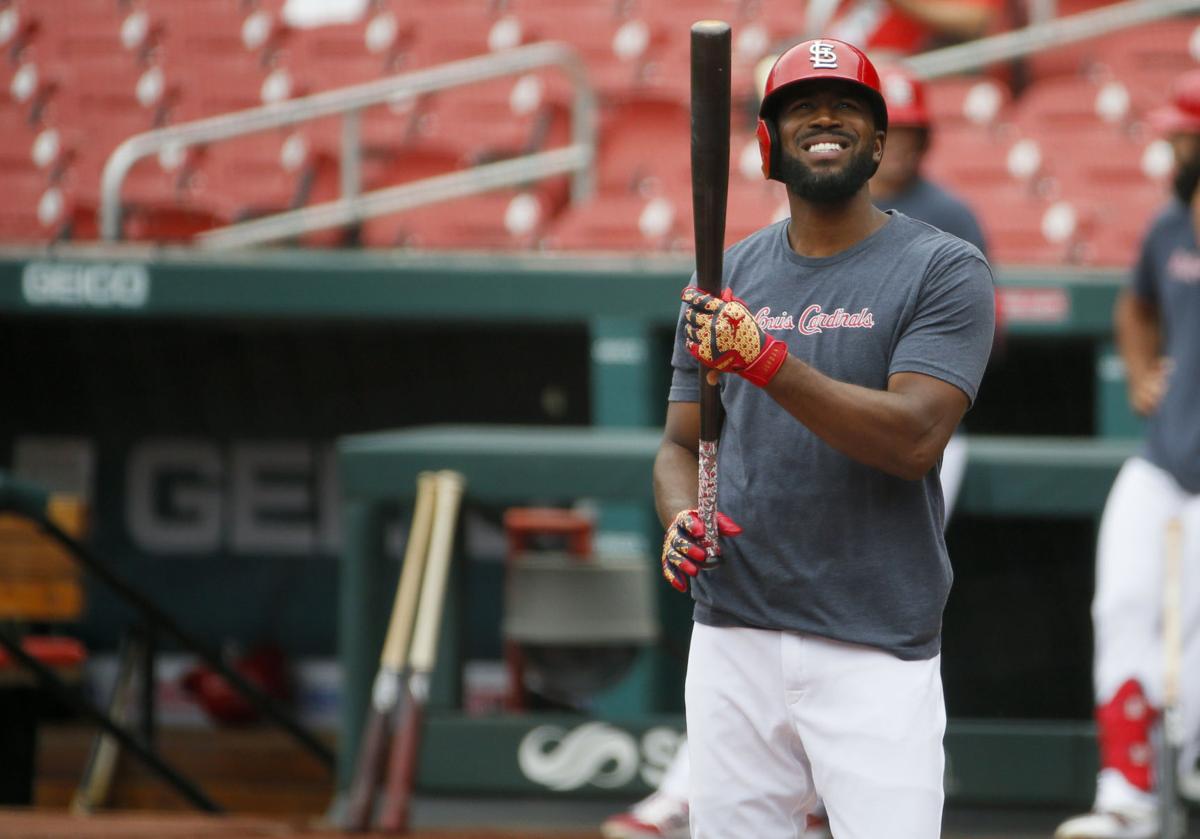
[376,469,466,833]
[342,471,438,832]
[71,632,144,814]
[1158,516,1185,839]
[690,20,731,563]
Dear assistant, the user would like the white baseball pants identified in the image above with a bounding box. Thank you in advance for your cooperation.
[685,622,945,839]
[1092,457,1200,808]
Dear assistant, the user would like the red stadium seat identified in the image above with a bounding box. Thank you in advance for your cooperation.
[4,48,64,116]
[0,106,52,174]
[0,0,44,55]
[0,169,60,241]
[1009,76,1132,137]
[541,191,689,252]
[38,0,135,62]
[512,5,670,99]
[187,132,323,221]
[1037,128,1163,196]
[595,95,691,194]
[976,183,1087,266]
[168,51,294,122]
[402,6,514,69]
[1026,15,1199,83]
[924,75,1012,132]
[358,184,565,249]
[924,127,1044,199]
[404,77,569,164]
[1088,17,1199,81]
[1069,181,1167,267]
[360,144,466,190]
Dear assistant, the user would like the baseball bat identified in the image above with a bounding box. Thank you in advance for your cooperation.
[690,20,731,563]
[71,633,144,814]
[342,471,438,832]
[376,469,466,833]
[1158,516,1185,839]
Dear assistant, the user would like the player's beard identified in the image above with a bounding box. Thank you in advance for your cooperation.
[1172,153,1200,205]
[776,141,879,205]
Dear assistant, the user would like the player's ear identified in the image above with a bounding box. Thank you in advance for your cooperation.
[873,130,886,164]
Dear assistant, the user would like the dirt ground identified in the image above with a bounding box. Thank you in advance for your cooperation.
[3,805,1200,839]
[0,811,596,839]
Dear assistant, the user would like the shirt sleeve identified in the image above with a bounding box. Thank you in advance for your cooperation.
[888,242,996,405]
[668,291,700,403]
[1131,228,1159,304]
[957,209,988,259]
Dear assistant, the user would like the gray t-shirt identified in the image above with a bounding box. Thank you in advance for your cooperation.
[669,212,995,660]
[1133,199,1200,493]
[874,176,988,257]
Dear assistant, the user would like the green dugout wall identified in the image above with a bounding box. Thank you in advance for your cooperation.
[0,246,1141,805]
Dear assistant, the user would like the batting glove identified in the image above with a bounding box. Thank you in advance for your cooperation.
[661,509,743,592]
[683,287,788,387]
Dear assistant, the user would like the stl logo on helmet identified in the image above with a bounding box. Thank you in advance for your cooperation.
[809,41,838,69]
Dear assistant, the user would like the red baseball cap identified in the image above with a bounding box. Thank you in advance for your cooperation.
[879,64,930,128]
[1149,68,1200,136]
[756,38,886,180]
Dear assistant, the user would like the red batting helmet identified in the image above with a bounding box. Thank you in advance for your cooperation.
[879,64,929,129]
[756,38,887,181]
[1149,68,1200,136]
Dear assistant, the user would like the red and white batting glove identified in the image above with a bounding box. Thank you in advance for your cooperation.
[661,509,743,592]
[682,286,788,387]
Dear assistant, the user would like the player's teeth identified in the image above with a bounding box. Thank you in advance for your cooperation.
[809,142,840,152]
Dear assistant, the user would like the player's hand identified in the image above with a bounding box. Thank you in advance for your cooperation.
[661,509,743,592]
[682,287,788,387]
[1128,356,1173,416]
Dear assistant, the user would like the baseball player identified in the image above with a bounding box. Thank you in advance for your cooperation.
[656,38,994,838]
[1055,69,1200,839]
[601,59,992,839]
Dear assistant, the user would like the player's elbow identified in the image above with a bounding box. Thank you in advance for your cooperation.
[889,453,937,482]
[886,436,944,481]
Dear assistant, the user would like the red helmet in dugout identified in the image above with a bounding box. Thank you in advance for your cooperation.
[879,65,929,129]
[1150,68,1200,136]
[757,38,888,181]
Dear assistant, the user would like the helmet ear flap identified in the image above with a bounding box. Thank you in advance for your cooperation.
[756,117,776,180]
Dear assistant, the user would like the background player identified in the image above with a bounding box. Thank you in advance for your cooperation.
[601,60,991,839]
[1054,69,1200,839]
[655,38,993,838]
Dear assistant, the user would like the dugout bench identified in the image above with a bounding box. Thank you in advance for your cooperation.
[337,425,1138,805]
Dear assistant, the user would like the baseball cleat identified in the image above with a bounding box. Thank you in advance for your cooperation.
[1053,805,1178,839]
[600,792,689,839]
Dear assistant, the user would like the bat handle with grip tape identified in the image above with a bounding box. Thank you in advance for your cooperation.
[691,20,731,563]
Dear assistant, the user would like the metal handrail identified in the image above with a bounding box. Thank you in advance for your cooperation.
[100,41,596,246]
[0,627,222,812]
[908,0,1200,78]
[0,471,334,772]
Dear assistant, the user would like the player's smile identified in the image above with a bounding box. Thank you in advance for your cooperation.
[798,131,855,163]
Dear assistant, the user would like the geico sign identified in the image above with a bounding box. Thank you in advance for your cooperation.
[126,439,340,555]
[22,261,150,308]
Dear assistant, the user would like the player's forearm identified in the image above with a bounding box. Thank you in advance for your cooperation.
[1115,290,1162,378]
[653,439,701,528]
[763,357,948,480]
[884,0,993,39]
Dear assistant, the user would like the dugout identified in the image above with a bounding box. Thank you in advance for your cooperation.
[0,246,1138,806]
